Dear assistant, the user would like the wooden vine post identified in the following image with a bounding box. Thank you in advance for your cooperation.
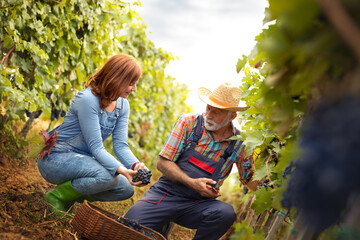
[262,209,277,235]
[264,210,288,240]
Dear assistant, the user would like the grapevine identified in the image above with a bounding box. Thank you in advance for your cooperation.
[0,0,192,167]
[233,0,360,237]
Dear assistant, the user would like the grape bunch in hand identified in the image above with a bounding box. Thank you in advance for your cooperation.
[132,169,152,185]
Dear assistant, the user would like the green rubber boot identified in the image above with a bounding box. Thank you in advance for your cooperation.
[64,195,96,211]
[44,180,81,216]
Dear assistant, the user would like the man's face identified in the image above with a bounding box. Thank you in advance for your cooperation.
[204,105,233,131]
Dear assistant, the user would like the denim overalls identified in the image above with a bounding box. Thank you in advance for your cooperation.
[125,115,239,240]
[156,114,239,200]
[37,99,135,201]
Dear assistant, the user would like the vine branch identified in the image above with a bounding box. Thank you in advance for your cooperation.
[0,4,15,9]
[264,142,272,181]
[317,0,360,62]
[0,45,16,65]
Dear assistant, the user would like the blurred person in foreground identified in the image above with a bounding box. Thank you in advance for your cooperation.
[125,82,258,240]
[37,54,148,216]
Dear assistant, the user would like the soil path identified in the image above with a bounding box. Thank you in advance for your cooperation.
[0,156,194,240]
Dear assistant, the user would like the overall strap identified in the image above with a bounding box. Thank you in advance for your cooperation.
[212,129,242,185]
[110,99,123,120]
[190,115,204,149]
[115,105,120,117]
[221,129,241,160]
[115,98,123,117]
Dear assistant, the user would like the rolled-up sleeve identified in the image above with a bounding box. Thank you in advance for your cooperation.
[159,114,195,162]
[112,99,139,169]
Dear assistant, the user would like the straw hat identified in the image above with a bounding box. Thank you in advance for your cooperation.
[198,82,249,112]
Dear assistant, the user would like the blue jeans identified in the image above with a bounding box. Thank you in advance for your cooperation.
[37,133,134,201]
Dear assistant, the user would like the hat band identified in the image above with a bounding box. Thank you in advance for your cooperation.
[209,95,236,108]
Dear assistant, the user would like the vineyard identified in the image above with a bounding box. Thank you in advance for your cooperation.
[1,0,360,239]
[231,0,360,239]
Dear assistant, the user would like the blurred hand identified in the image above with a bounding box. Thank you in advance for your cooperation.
[245,180,260,191]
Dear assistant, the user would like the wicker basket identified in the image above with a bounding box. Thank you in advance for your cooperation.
[72,200,166,240]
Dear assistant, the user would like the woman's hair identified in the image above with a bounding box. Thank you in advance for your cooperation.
[85,54,142,109]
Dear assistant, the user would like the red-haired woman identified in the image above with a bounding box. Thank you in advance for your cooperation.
[37,54,148,215]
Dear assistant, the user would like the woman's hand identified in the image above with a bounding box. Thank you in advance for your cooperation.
[117,166,146,187]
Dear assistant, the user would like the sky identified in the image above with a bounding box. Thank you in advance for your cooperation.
[135,0,268,113]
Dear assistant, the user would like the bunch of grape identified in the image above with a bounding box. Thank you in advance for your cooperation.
[132,169,152,185]
[115,218,154,238]
[257,179,274,191]
[25,109,42,119]
[281,96,360,233]
[242,160,252,170]
[282,161,295,179]
[50,95,66,121]
[50,108,66,121]
[243,186,248,195]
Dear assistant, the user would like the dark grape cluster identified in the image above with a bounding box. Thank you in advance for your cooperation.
[25,109,42,119]
[242,161,252,170]
[50,108,66,121]
[282,161,295,179]
[115,218,154,238]
[257,179,274,191]
[281,96,360,233]
[50,95,66,121]
[243,186,248,195]
[132,169,152,185]
[24,92,66,120]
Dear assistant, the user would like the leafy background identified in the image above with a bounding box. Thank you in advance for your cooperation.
[0,0,192,166]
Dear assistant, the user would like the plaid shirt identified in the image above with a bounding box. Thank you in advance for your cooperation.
[159,113,254,187]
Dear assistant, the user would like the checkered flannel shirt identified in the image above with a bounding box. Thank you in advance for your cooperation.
[159,113,254,187]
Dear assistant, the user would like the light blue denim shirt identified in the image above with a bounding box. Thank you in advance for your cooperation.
[52,88,139,176]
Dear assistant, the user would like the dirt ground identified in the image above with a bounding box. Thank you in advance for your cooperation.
[0,155,195,240]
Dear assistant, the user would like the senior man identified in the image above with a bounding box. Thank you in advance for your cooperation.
[125,82,258,240]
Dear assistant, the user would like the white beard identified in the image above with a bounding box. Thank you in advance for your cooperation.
[204,113,231,131]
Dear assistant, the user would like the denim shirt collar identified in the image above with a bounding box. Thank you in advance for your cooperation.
[100,98,123,117]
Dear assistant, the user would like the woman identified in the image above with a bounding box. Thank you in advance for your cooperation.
[37,54,148,216]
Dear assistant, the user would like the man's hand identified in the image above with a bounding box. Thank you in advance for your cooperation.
[157,156,220,198]
[189,178,221,198]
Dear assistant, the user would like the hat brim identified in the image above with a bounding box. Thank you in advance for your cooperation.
[198,87,250,112]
